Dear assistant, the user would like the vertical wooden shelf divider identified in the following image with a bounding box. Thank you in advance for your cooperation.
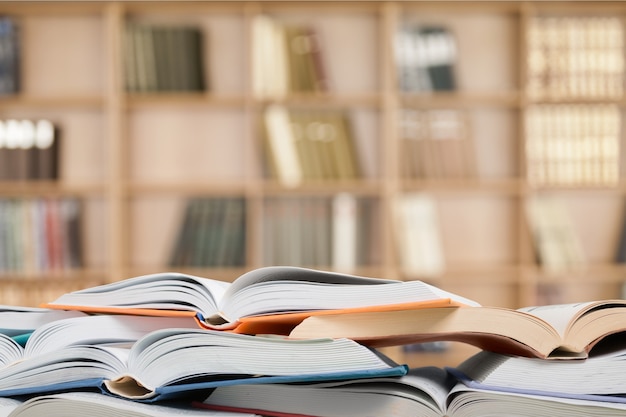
[517,1,536,307]
[104,3,126,283]
[380,1,401,281]
[243,1,264,270]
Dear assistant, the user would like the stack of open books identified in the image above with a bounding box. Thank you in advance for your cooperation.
[1,266,626,415]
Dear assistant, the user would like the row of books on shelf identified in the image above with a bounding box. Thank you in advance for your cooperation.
[0,197,82,274]
[252,15,328,98]
[1,266,626,415]
[262,105,361,187]
[1,104,620,188]
[262,102,619,187]
[525,194,586,273]
[3,191,626,276]
[166,194,374,272]
[0,119,59,181]
[397,192,626,276]
[525,104,620,187]
[395,23,458,92]
[123,22,206,93]
[169,197,246,268]
[526,15,624,100]
[0,15,459,98]
[262,194,375,271]
[4,13,626,103]
[400,108,476,179]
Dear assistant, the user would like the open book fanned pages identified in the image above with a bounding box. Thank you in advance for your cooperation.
[0,316,407,401]
[451,346,626,403]
[287,300,626,359]
[2,391,261,417]
[197,366,626,417]
[42,266,479,334]
[0,306,85,337]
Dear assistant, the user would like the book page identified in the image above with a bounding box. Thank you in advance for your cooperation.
[13,392,258,417]
[223,266,397,300]
[518,302,596,337]
[45,272,230,316]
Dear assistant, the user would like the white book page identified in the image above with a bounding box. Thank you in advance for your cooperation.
[15,392,259,417]
[518,302,596,337]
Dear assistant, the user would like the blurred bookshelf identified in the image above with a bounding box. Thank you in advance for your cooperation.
[0,1,625,351]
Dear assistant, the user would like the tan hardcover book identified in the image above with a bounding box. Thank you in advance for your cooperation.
[263,105,303,187]
[289,299,626,360]
[322,110,360,180]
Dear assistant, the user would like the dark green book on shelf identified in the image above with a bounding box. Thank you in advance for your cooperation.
[124,23,206,93]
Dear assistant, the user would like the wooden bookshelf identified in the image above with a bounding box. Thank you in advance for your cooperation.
[1,0,625,364]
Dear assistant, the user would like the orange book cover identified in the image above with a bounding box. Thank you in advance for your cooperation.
[43,298,462,336]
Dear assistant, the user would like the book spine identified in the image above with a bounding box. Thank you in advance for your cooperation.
[34,119,59,181]
[332,193,358,273]
[0,17,19,95]
[263,105,303,187]
[393,193,445,277]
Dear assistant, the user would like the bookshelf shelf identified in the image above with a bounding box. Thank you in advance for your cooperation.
[125,94,247,109]
[402,178,525,194]
[0,96,104,109]
[401,91,522,108]
[0,1,624,341]
[0,182,106,197]
[125,182,249,195]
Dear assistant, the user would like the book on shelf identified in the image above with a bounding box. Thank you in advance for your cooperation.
[615,199,626,263]
[331,192,358,273]
[395,23,457,92]
[0,119,59,182]
[124,22,205,93]
[42,265,479,333]
[283,24,327,93]
[0,197,82,274]
[1,391,259,417]
[392,193,445,277]
[525,194,585,273]
[0,16,19,96]
[288,299,626,360]
[169,197,245,268]
[524,104,620,186]
[263,104,304,187]
[526,16,624,100]
[262,105,361,187]
[400,109,475,179]
[263,196,323,267]
[262,195,373,269]
[198,364,626,417]
[32,119,60,180]
[7,119,32,181]
[252,15,328,98]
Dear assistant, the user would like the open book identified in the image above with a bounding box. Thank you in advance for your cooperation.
[197,366,626,417]
[3,392,260,417]
[42,266,479,332]
[0,324,406,400]
[0,313,200,396]
[287,300,626,359]
[451,347,626,403]
[0,306,85,337]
